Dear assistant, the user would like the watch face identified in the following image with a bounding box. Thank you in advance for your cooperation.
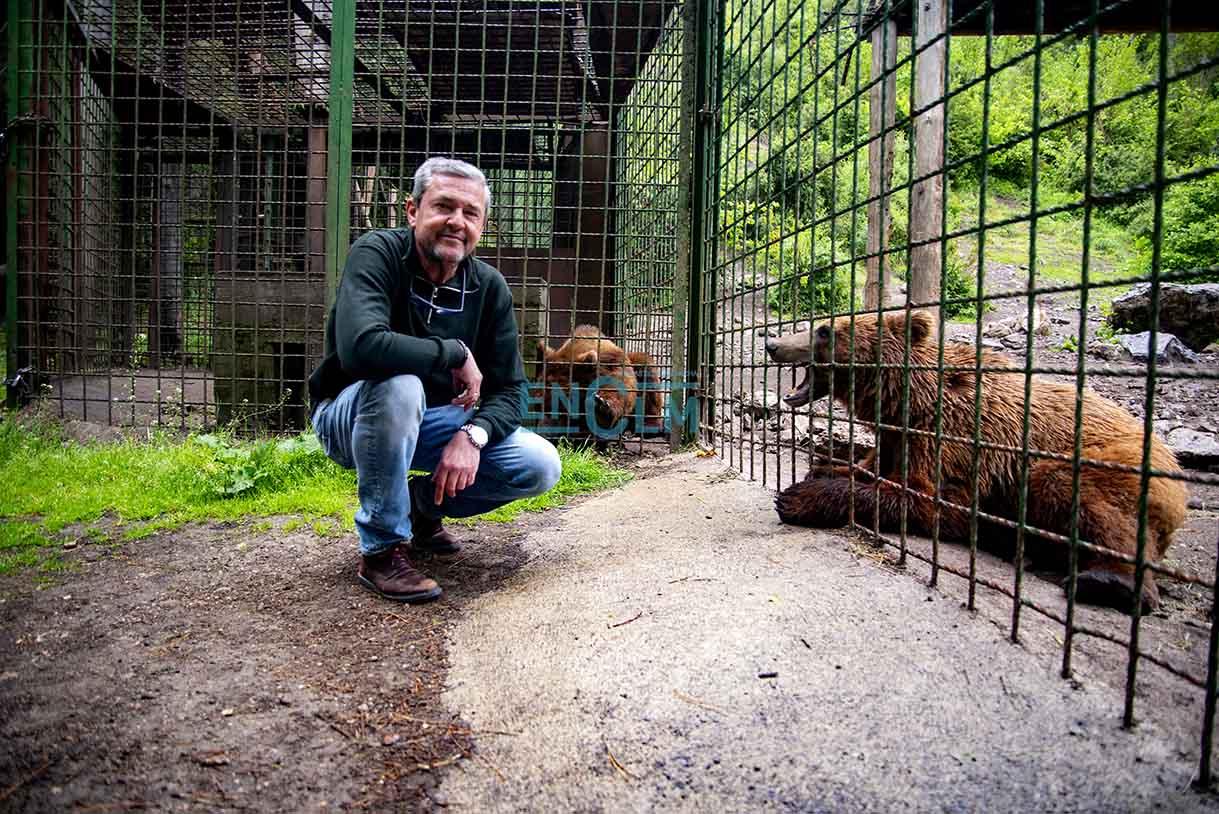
[466,425,488,447]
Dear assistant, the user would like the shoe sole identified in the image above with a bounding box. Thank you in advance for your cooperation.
[358,574,443,604]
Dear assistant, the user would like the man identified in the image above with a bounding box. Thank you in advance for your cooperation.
[308,157,562,604]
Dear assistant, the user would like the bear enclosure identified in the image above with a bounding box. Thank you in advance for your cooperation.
[7,0,1219,790]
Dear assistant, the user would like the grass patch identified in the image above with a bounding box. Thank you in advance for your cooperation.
[0,415,633,573]
[0,521,59,576]
[951,183,1138,308]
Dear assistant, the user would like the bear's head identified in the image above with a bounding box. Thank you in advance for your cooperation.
[535,327,639,434]
[765,310,935,408]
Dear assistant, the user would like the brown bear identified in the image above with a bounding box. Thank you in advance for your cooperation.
[536,325,664,437]
[766,310,1188,614]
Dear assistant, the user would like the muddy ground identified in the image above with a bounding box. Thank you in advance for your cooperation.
[0,495,563,812]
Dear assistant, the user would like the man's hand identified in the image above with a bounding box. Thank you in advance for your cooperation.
[451,349,483,408]
[433,431,481,505]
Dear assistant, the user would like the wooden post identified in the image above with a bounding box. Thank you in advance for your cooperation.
[155,160,184,364]
[866,18,898,311]
[910,0,947,324]
[306,124,328,286]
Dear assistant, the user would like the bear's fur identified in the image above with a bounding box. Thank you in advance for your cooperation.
[767,310,1188,614]
[536,325,664,436]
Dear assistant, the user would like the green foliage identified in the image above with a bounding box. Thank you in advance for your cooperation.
[1094,319,1117,344]
[195,432,331,498]
[940,249,982,321]
[1132,170,1219,281]
[0,416,356,575]
[720,200,849,319]
[717,18,1217,311]
[0,522,58,576]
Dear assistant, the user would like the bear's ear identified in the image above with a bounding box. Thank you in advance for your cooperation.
[889,310,933,344]
[908,310,934,344]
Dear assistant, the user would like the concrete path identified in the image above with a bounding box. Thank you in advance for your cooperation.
[437,453,1214,812]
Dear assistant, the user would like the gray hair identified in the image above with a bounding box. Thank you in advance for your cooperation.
[411,157,492,208]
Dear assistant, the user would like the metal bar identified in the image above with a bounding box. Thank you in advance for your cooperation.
[5,0,27,407]
[682,0,714,448]
[1199,519,1219,787]
[1010,0,1045,644]
[326,0,355,309]
[1123,0,1172,732]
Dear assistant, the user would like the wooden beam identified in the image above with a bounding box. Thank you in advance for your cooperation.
[865,18,897,311]
[306,123,327,293]
[909,0,947,324]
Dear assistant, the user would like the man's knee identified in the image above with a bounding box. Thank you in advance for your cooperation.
[518,439,562,496]
[363,374,425,432]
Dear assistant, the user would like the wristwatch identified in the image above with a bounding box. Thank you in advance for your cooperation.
[460,423,488,449]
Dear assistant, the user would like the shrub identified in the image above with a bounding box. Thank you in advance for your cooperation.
[1132,170,1219,282]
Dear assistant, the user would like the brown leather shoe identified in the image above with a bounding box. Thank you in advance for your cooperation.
[408,507,463,561]
[358,544,442,603]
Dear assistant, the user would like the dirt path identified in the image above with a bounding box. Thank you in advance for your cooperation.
[434,453,1215,811]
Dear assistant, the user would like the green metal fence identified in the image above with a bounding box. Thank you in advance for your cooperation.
[704,0,1219,785]
[6,0,684,439]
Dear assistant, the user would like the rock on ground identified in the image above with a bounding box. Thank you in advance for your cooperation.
[1115,331,1200,364]
[1109,283,1219,352]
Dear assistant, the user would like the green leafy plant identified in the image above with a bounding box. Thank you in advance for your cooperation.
[196,432,328,497]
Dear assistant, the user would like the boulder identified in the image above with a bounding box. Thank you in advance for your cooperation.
[982,305,1051,340]
[1114,332,1200,364]
[1086,340,1124,362]
[1001,333,1028,350]
[807,416,876,462]
[740,389,781,419]
[1108,283,1219,352]
[1166,427,1219,471]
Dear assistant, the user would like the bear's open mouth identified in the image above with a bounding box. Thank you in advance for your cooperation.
[783,369,811,408]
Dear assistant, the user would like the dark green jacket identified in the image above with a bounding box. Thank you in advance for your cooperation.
[307,228,526,444]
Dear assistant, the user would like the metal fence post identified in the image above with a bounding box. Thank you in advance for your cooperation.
[325,0,355,310]
[5,0,32,408]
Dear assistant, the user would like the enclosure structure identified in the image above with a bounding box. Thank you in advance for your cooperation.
[8,0,1219,790]
[5,0,685,433]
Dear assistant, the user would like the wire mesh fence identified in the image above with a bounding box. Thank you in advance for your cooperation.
[703,0,1219,785]
[6,0,684,441]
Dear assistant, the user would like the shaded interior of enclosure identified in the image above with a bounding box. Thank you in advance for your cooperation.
[7,0,683,433]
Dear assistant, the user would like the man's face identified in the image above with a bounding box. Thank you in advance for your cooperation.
[406,173,486,275]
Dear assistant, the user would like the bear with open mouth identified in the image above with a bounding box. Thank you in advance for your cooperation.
[765,309,1187,615]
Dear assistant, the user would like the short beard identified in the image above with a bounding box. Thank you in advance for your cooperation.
[422,239,469,266]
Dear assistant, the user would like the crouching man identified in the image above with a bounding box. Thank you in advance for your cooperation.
[307,157,562,603]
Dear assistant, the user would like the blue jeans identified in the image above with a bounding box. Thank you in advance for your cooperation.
[312,374,562,556]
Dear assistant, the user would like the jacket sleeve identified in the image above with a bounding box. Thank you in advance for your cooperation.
[333,236,468,378]
[469,274,527,445]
